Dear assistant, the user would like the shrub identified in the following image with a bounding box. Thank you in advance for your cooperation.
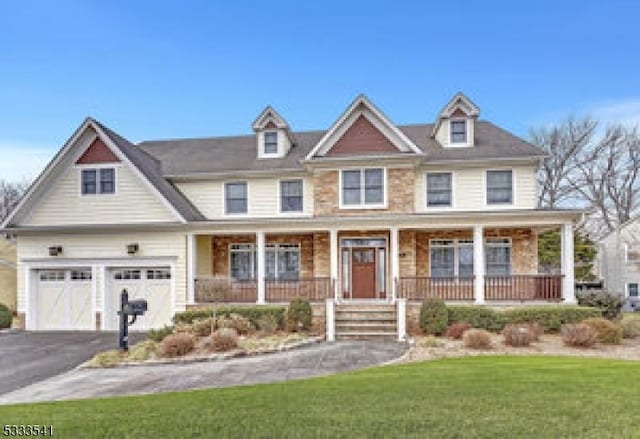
[286,299,313,332]
[463,329,492,349]
[211,328,239,351]
[502,324,533,347]
[173,306,285,329]
[621,317,640,339]
[561,323,598,347]
[504,306,601,332]
[255,314,280,335]
[577,290,624,319]
[128,340,157,362]
[447,306,505,332]
[445,322,471,340]
[0,303,11,329]
[525,322,544,342]
[147,325,174,342]
[419,335,443,348]
[582,317,623,344]
[192,318,215,337]
[159,333,195,357]
[216,313,253,335]
[420,298,448,335]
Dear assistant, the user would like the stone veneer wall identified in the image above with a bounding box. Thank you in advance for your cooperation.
[313,168,415,216]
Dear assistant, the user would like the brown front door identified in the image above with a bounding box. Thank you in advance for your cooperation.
[351,248,376,299]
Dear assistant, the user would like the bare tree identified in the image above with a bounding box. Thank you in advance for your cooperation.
[531,117,597,208]
[0,179,28,223]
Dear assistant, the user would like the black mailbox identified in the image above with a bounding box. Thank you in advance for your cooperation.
[124,299,148,316]
[118,289,148,352]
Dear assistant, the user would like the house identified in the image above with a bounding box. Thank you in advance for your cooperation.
[598,216,640,305]
[0,93,581,338]
[0,237,17,311]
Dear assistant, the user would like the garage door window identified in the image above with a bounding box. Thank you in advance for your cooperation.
[71,270,92,281]
[147,269,171,280]
[114,270,141,280]
[39,271,66,281]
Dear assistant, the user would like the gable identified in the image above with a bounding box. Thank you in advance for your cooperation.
[326,115,398,156]
[76,138,120,164]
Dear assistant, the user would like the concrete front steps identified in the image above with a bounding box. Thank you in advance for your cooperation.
[335,303,397,340]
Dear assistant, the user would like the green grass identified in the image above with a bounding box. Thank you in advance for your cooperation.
[2,356,640,438]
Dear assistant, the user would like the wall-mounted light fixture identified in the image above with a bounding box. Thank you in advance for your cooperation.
[48,246,62,256]
[126,243,139,255]
[399,252,408,258]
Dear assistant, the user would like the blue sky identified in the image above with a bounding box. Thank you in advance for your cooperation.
[1,0,639,180]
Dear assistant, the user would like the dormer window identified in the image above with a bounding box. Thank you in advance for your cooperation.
[450,120,467,144]
[81,168,115,195]
[264,131,278,154]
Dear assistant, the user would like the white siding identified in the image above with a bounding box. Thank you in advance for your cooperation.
[24,165,176,226]
[415,164,538,212]
[600,223,640,295]
[176,175,314,219]
[16,232,187,314]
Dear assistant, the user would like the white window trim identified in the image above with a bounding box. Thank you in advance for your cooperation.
[425,171,455,210]
[78,165,119,197]
[627,282,639,298]
[228,243,256,281]
[278,178,305,215]
[228,242,301,280]
[265,243,301,279]
[484,169,515,208]
[338,167,387,209]
[429,239,474,277]
[484,237,513,275]
[448,118,471,147]
[263,130,279,157]
[223,181,249,216]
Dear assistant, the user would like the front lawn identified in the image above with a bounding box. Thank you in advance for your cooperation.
[2,356,639,438]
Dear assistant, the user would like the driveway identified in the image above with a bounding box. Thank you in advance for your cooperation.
[0,341,407,405]
[0,331,143,395]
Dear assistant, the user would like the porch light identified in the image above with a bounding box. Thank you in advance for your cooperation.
[48,246,62,256]
[126,243,139,255]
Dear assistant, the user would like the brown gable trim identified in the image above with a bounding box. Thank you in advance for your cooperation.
[264,121,278,129]
[451,108,468,118]
[76,138,121,164]
[326,115,400,156]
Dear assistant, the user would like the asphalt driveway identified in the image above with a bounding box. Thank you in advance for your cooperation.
[0,331,143,395]
[0,341,407,405]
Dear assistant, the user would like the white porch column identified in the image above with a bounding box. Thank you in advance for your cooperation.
[390,226,399,301]
[256,230,266,304]
[329,229,339,300]
[187,233,196,304]
[473,225,485,304]
[397,298,407,341]
[561,223,576,304]
[325,298,335,342]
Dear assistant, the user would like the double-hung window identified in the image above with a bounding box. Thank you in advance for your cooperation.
[430,239,474,278]
[426,172,452,207]
[280,179,303,212]
[450,120,467,144]
[230,243,300,281]
[486,170,513,205]
[341,168,384,207]
[628,283,639,298]
[81,168,115,195]
[264,131,278,154]
[225,182,248,214]
[229,244,255,280]
[485,238,511,276]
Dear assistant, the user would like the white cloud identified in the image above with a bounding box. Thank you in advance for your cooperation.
[0,141,55,183]
[589,98,640,128]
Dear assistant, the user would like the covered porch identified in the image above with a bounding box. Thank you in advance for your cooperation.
[186,220,575,305]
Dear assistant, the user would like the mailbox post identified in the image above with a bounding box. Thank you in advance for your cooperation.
[118,289,148,352]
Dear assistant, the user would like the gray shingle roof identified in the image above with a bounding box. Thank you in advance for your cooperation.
[137,121,544,176]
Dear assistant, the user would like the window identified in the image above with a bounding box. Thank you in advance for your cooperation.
[71,270,92,281]
[450,120,467,144]
[429,240,474,278]
[486,170,513,204]
[81,168,116,195]
[229,243,300,280]
[39,270,66,281]
[426,172,452,207]
[629,283,639,297]
[264,131,278,154]
[225,182,248,214]
[485,238,511,276]
[147,269,171,280]
[280,179,303,212]
[113,270,141,280]
[341,168,385,207]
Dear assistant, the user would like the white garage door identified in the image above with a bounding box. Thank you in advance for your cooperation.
[107,267,172,330]
[36,269,93,330]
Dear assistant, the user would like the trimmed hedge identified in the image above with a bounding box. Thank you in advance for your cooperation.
[0,303,11,329]
[173,306,285,329]
[446,305,601,333]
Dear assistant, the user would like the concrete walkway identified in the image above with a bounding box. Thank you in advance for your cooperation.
[0,341,406,405]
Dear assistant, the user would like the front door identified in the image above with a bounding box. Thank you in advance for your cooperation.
[351,248,376,299]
